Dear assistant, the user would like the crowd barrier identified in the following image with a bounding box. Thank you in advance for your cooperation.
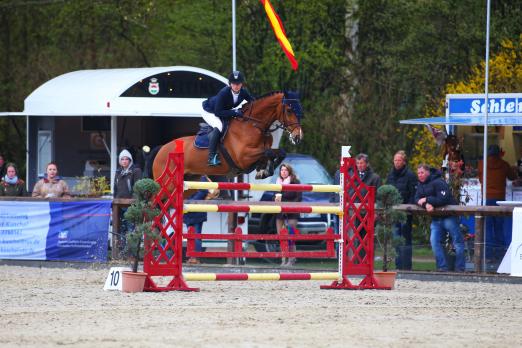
[142,140,389,291]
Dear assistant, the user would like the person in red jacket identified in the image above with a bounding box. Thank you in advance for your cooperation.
[477,144,517,262]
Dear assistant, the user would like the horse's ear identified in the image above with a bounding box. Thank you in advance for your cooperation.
[284,91,300,100]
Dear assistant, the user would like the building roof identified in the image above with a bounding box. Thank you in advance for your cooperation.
[1,66,227,117]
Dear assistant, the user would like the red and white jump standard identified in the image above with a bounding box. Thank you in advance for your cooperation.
[141,140,389,291]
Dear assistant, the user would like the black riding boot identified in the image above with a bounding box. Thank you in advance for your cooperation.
[207,127,222,166]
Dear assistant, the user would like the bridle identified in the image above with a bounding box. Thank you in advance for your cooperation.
[240,94,302,137]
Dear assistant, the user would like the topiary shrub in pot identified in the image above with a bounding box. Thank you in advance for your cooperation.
[121,178,161,292]
[375,185,407,274]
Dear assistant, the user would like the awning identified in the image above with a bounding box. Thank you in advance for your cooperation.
[0,66,227,117]
[400,115,522,126]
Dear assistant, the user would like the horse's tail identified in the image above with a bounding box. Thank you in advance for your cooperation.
[144,145,162,179]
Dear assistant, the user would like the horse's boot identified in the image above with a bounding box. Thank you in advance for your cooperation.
[207,127,222,166]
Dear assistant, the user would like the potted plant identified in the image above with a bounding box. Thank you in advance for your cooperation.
[73,176,111,197]
[374,185,407,288]
[121,178,161,292]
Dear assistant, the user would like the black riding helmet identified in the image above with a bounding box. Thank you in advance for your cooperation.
[228,70,245,84]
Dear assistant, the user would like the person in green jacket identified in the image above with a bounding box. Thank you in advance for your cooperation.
[0,163,27,196]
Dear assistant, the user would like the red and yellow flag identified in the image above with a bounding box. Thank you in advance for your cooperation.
[260,0,298,71]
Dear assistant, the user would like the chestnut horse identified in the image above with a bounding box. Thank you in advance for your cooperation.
[152,91,303,181]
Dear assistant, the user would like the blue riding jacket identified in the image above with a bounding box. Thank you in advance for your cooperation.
[202,86,253,118]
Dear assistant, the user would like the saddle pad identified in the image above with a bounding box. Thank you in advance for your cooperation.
[193,122,230,149]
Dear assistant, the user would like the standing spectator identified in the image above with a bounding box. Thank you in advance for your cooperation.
[274,163,302,267]
[353,153,381,190]
[184,176,210,265]
[0,155,6,178]
[477,144,517,262]
[415,164,465,272]
[0,163,27,196]
[114,149,142,257]
[386,150,417,270]
[348,153,381,262]
[114,149,142,199]
[32,162,70,198]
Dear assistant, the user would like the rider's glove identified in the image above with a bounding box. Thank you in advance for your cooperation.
[234,109,243,118]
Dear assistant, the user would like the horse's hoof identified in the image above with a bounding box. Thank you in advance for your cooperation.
[255,170,268,179]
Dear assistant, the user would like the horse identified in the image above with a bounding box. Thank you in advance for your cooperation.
[152,91,304,182]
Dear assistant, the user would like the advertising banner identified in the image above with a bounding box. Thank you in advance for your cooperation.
[0,200,111,262]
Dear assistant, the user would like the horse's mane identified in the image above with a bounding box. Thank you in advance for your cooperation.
[255,90,284,100]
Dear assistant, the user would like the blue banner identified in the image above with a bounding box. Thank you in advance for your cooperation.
[0,200,111,262]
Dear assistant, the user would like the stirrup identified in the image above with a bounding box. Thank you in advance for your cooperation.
[208,153,221,166]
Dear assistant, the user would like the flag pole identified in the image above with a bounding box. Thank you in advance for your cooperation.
[232,0,237,71]
[481,0,491,272]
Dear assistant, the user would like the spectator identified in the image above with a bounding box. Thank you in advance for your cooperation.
[0,155,6,178]
[274,163,302,267]
[114,149,142,199]
[184,176,210,265]
[415,164,465,272]
[0,163,27,196]
[114,149,142,257]
[32,162,70,198]
[348,153,381,262]
[477,144,517,262]
[386,150,417,270]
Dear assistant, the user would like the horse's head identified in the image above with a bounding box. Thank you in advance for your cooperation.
[241,91,303,145]
[280,91,303,144]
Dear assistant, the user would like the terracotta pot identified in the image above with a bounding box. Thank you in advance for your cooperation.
[122,271,147,293]
[373,271,397,289]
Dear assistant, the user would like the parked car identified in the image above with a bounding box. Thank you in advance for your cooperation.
[247,153,334,252]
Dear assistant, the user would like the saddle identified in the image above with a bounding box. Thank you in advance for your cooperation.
[193,122,256,176]
[193,123,230,149]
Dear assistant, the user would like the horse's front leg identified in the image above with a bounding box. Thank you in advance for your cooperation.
[254,149,286,179]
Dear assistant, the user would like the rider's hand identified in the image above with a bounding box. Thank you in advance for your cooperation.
[234,109,243,117]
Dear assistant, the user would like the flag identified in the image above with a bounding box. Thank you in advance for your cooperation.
[260,0,298,71]
[426,124,447,146]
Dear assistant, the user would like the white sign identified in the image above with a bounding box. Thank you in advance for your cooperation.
[341,146,351,158]
[103,267,131,291]
[498,207,522,276]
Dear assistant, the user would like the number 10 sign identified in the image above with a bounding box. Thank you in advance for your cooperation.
[103,267,131,291]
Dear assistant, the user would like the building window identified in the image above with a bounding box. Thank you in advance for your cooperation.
[120,71,226,98]
[37,130,52,176]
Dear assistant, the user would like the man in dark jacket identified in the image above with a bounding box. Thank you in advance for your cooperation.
[202,70,254,166]
[386,150,417,270]
[348,153,381,261]
[415,164,465,272]
[348,153,381,199]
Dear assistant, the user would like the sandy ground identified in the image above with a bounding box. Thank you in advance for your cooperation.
[0,265,521,348]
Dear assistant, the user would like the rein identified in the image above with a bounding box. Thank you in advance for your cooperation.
[240,95,301,136]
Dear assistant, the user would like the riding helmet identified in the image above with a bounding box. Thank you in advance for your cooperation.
[228,70,245,84]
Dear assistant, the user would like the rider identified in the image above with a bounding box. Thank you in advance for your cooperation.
[202,70,254,166]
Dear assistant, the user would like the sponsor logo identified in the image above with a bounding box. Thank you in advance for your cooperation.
[148,78,160,95]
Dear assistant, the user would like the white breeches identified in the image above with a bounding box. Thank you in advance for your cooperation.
[201,110,223,132]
